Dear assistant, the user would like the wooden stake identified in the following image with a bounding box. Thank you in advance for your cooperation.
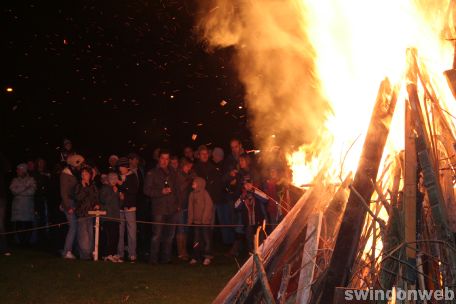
[88,210,106,262]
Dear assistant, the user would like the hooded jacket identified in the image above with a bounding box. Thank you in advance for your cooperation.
[188,177,214,225]
[74,182,99,217]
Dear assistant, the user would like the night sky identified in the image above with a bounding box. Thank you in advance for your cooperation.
[2,0,251,166]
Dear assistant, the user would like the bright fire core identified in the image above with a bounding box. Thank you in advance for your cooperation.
[288,0,456,186]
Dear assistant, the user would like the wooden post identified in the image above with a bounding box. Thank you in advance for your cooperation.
[296,212,323,304]
[404,102,417,261]
[88,210,107,262]
[316,79,398,304]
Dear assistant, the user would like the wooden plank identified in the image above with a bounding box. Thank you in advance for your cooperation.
[296,212,323,304]
[316,78,398,304]
[404,102,417,259]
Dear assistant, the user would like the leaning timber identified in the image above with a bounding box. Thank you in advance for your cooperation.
[315,78,398,304]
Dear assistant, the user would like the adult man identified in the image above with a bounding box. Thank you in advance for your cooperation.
[60,154,84,259]
[144,150,179,264]
[128,152,148,257]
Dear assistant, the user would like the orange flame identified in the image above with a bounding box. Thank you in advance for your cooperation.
[288,0,454,186]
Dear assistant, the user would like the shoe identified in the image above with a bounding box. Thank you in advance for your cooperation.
[4,252,11,256]
[178,255,190,261]
[203,258,211,266]
[63,251,76,260]
[189,259,198,265]
[105,255,118,263]
[113,255,124,263]
[129,256,137,263]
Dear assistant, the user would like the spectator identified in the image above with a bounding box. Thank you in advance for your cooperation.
[129,152,148,258]
[100,172,122,263]
[188,177,214,266]
[224,138,245,175]
[107,155,119,173]
[193,145,221,208]
[59,138,76,165]
[183,146,194,163]
[34,158,52,244]
[117,157,139,263]
[211,147,234,245]
[262,166,283,231]
[60,154,84,259]
[10,163,37,245]
[175,157,194,261]
[170,155,179,172]
[0,152,11,255]
[74,166,99,260]
[144,149,179,264]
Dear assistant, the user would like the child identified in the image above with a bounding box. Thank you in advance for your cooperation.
[188,177,214,266]
[99,172,122,263]
[74,166,99,260]
[116,157,139,263]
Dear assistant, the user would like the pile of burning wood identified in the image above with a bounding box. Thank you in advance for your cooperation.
[213,49,456,304]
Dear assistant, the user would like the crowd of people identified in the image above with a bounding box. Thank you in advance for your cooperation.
[0,138,298,266]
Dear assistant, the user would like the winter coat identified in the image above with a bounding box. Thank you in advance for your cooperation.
[193,160,223,204]
[175,170,194,210]
[143,166,178,216]
[60,167,78,211]
[188,177,214,225]
[99,185,121,219]
[234,188,268,226]
[119,172,139,208]
[74,182,99,217]
[10,175,36,221]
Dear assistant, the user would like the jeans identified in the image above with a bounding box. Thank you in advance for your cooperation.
[215,203,235,245]
[192,225,212,260]
[176,209,188,234]
[102,221,119,257]
[150,213,178,263]
[118,209,137,258]
[63,211,78,254]
[77,217,94,260]
[0,198,7,253]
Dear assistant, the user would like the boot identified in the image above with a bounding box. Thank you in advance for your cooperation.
[176,233,189,261]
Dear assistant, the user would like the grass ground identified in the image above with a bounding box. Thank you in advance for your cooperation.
[0,249,238,304]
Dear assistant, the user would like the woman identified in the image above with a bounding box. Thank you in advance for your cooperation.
[75,166,99,260]
[10,163,36,245]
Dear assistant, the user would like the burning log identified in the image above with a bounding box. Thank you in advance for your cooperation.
[315,78,398,304]
[407,49,456,288]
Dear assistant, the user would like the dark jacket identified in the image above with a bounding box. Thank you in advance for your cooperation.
[99,185,121,219]
[119,172,139,208]
[143,166,178,216]
[74,182,99,217]
[193,160,223,204]
[175,169,194,210]
[60,167,78,211]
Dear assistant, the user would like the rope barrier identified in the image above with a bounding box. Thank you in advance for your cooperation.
[0,214,281,236]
